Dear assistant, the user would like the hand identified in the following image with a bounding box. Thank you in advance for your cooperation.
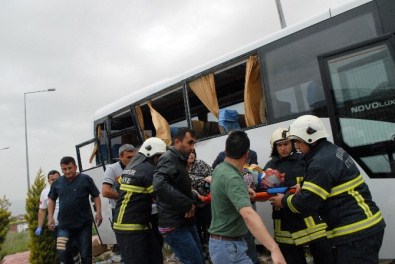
[47,218,55,231]
[292,183,301,194]
[269,194,284,208]
[204,176,212,183]
[248,187,256,200]
[35,227,42,236]
[95,213,103,227]
[271,248,287,264]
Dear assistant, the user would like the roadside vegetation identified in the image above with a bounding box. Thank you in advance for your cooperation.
[0,196,13,260]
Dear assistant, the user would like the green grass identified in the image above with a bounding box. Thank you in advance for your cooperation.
[0,231,30,260]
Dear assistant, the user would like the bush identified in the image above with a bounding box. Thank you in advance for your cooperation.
[26,169,58,264]
[0,195,12,259]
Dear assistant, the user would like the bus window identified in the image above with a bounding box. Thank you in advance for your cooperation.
[187,56,265,139]
[262,10,379,122]
[137,86,186,144]
[108,109,140,161]
[323,41,395,178]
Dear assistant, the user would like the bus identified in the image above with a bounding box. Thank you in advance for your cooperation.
[76,0,395,259]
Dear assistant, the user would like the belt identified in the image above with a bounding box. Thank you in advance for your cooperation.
[210,234,243,241]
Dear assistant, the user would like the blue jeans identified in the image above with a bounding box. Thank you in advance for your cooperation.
[209,237,253,264]
[162,226,205,264]
[57,225,92,264]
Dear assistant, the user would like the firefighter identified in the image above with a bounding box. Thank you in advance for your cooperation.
[113,137,167,264]
[270,115,386,264]
[265,127,333,264]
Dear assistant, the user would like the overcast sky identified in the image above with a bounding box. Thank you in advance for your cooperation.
[0,0,348,215]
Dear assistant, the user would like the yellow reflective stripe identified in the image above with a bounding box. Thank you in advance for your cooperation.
[292,223,328,239]
[120,184,153,193]
[329,175,364,197]
[274,219,292,238]
[349,189,372,217]
[296,177,304,184]
[116,191,132,223]
[113,222,150,231]
[294,229,327,246]
[304,216,315,227]
[286,194,300,213]
[327,211,383,238]
[275,236,295,244]
[303,181,329,200]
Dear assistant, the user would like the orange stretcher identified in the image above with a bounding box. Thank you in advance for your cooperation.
[200,188,296,203]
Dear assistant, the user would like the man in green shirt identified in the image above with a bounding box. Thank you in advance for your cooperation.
[208,130,285,264]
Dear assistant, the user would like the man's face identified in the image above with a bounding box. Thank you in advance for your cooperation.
[175,132,196,156]
[276,140,292,158]
[61,162,78,179]
[294,139,310,155]
[48,173,60,186]
[119,151,135,166]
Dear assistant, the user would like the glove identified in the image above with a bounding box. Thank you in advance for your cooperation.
[35,227,42,236]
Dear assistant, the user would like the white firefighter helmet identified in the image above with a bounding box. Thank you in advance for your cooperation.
[288,115,329,144]
[270,127,289,148]
[139,137,167,157]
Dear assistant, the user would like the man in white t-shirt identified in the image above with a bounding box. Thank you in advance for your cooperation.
[35,170,60,235]
[102,144,136,217]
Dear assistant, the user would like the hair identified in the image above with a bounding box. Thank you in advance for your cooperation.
[225,130,250,159]
[60,156,76,166]
[173,127,196,141]
[119,144,136,155]
[47,170,60,179]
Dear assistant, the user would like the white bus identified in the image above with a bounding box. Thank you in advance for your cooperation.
[76,0,395,259]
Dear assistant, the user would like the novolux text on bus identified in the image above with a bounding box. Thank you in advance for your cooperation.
[75,0,395,259]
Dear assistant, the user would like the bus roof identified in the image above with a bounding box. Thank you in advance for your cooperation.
[94,0,372,121]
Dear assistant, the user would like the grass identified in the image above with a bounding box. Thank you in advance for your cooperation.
[0,231,30,260]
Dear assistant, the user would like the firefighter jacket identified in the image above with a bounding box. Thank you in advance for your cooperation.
[282,139,386,244]
[265,152,328,245]
[153,147,196,228]
[113,153,155,233]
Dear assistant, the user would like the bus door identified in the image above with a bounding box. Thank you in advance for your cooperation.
[75,139,117,245]
[319,33,395,179]
[319,33,395,259]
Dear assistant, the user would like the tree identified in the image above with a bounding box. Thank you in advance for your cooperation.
[0,195,11,254]
[26,168,58,264]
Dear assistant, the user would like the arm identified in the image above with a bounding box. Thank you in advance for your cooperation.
[35,208,47,236]
[93,196,103,226]
[47,198,56,231]
[153,157,194,214]
[239,207,286,264]
[102,183,119,199]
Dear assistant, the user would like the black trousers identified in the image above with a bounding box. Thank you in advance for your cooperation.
[332,230,384,264]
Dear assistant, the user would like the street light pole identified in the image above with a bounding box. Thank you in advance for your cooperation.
[24,88,56,191]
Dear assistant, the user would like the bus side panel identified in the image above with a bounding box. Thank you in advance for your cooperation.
[84,166,117,245]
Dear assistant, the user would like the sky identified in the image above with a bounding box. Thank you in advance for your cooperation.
[0,0,349,215]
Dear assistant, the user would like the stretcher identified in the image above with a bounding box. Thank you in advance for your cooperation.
[200,187,296,203]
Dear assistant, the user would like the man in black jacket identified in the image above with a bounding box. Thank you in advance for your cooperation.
[271,115,385,264]
[153,127,205,264]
